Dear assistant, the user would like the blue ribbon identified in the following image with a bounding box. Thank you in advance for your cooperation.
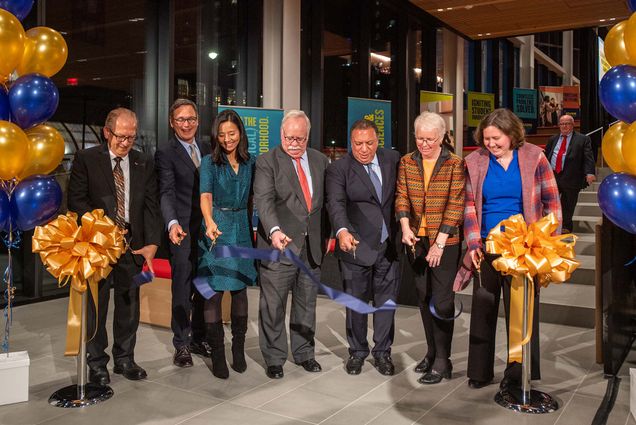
[428,296,463,321]
[206,245,397,314]
[625,256,636,267]
[132,270,155,287]
[1,230,19,354]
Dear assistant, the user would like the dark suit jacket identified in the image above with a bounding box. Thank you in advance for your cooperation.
[67,144,162,277]
[254,146,329,266]
[155,137,211,233]
[545,131,595,190]
[326,149,400,267]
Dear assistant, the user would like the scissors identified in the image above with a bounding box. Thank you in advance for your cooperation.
[475,251,484,288]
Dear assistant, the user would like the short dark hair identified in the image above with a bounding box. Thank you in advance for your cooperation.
[210,109,250,165]
[473,108,525,150]
[350,119,378,138]
[169,98,198,119]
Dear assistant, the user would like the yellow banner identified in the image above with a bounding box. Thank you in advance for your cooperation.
[467,91,495,127]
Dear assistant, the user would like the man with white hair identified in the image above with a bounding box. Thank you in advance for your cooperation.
[254,110,329,379]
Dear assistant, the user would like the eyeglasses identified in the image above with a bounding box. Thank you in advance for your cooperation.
[107,128,137,144]
[283,134,307,144]
[415,136,439,146]
[173,117,198,125]
[558,122,573,127]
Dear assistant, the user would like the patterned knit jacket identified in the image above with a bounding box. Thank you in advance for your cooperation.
[395,146,465,245]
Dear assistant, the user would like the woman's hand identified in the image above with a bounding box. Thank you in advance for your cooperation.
[425,244,444,267]
[401,228,419,247]
[469,248,483,270]
[206,224,222,242]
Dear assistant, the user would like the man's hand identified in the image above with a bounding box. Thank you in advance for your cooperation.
[337,229,359,253]
[586,174,596,185]
[168,223,187,245]
[132,244,159,273]
[271,230,292,251]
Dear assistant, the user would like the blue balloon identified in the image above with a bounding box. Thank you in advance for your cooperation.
[0,189,9,232]
[10,175,62,231]
[0,0,34,20]
[8,73,59,129]
[598,172,636,234]
[599,65,636,124]
[629,0,636,12]
[0,87,9,121]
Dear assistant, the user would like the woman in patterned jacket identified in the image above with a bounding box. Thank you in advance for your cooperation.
[461,108,561,390]
[395,111,465,385]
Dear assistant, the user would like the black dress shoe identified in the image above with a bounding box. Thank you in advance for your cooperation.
[173,346,194,368]
[468,379,491,389]
[418,368,452,385]
[190,340,212,358]
[374,355,395,376]
[499,375,519,391]
[266,365,284,379]
[298,359,322,373]
[414,357,433,374]
[88,366,110,386]
[113,361,148,381]
[345,356,364,375]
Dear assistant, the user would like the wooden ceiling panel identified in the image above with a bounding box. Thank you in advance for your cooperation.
[410,0,630,39]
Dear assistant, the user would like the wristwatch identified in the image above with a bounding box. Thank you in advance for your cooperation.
[435,242,445,250]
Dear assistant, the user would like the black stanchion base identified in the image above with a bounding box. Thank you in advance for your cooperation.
[48,383,113,408]
[495,387,559,414]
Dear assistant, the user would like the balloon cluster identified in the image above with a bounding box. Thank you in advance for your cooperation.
[0,1,66,232]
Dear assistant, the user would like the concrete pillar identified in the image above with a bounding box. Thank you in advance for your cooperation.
[518,35,535,88]
[442,29,465,154]
[562,30,574,85]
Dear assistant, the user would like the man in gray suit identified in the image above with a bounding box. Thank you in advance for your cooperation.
[254,109,329,379]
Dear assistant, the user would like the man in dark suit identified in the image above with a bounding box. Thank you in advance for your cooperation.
[254,109,329,379]
[68,107,161,384]
[326,119,400,376]
[545,114,596,233]
[155,99,211,368]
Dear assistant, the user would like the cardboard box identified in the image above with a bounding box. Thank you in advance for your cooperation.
[631,368,636,420]
[0,351,30,405]
[140,277,172,328]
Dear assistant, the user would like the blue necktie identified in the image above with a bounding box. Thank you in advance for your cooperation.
[366,164,388,243]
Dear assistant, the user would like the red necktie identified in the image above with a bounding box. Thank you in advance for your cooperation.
[555,135,567,174]
[295,157,312,211]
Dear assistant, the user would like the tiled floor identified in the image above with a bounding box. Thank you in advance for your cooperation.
[0,287,634,425]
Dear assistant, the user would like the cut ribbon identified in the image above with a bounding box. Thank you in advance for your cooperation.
[197,245,396,314]
[32,210,125,356]
[485,213,579,363]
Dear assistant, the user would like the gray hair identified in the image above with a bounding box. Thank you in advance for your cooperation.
[169,98,198,119]
[414,111,445,138]
[281,109,311,135]
[105,107,137,129]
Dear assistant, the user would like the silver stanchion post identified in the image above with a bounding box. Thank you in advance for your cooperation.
[495,275,559,414]
[49,291,113,408]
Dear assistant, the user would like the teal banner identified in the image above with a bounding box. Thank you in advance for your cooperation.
[218,105,284,156]
[347,97,392,149]
[512,88,537,120]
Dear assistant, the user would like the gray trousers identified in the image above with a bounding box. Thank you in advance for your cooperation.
[258,248,319,367]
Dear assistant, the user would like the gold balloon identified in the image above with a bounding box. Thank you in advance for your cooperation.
[0,9,26,81]
[18,125,66,180]
[605,21,636,66]
[624,13,636,61]
[0,120,29,180]
[17,27,68,78]
[623,121,636,175]
[602,121,630,172]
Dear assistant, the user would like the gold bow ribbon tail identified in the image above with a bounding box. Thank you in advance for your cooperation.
[32,209,125,356]
[485,213,579,363]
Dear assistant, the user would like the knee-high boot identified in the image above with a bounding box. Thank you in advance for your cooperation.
[206,322,229,379]
[231,315,248,373]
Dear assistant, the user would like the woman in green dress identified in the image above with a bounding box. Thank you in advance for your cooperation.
[198,109,257,379]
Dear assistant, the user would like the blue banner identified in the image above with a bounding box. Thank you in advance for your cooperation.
[218,105,284,156]
[512,88,537,120]
[347,97,392,149]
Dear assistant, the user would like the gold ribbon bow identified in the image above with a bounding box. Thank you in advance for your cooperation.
[485,213,579,363]
[32,209,125,356]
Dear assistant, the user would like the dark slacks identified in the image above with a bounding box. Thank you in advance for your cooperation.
[467,251,541,382]
[258,244,318,367]
[339,242,399,359]
[87,252,140,369]
[558,186,580,232]
[169,231,205,349]
[409,238,459,372]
